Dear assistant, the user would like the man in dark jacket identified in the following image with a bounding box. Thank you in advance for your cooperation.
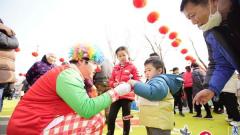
[180,0,240,105]
[0,18,19,111]
[172,67,185,117]
[191,63,212,119]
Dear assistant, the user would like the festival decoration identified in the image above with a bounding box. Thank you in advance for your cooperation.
[147,11,159,23]
[185,55,193,61]
[133,0,147,8]
[159,26,169,35]
[181,48,188,54]
[169,32,178,40]
[32,52,38,57]
[59,58,65,62]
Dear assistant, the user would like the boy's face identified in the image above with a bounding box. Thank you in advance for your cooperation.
[144,64,162,80]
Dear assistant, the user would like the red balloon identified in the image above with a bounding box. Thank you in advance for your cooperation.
[32,52,38,57]
[147,11,159,23]
[15,48,20,52]
[181,48,188,54]
[169,32,178,40]
[159,26,169,35]
[185,55,193,61]
[59,58,65,62]
[133,0,147,8]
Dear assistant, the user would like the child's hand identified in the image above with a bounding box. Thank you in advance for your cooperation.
[113,82,119,87]
[128,79,137,86]
[113,83,131,96]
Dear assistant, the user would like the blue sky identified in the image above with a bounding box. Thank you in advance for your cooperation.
[0,0,208,79]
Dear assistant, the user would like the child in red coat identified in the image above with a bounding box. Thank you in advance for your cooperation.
[107,46,140,135]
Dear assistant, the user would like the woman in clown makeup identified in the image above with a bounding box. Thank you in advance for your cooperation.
[7,43,132,135]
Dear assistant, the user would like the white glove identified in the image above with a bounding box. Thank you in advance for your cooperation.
[114,83,131,96]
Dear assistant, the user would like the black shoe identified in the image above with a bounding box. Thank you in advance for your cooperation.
[179,112,185,117]
[204,115,213,119]
[193,114,202,118]
[213,109,224,114]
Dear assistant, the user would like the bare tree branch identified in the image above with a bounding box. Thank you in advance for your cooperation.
[189,38,207,69]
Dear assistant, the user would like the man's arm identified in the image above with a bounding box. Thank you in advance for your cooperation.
[203,32,235,96]
[0,22,19,49]
[56,68,113,118]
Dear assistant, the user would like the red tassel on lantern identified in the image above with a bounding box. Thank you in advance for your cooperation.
[169,32,178,40]
[147,11,159,23]
[133,0,147,8]
[159,26,169,35]
[59,58,65,62]
[32,52,38,57]
[15,48,20,52]
[181,48,188,54]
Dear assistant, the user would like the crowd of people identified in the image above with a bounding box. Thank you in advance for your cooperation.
[1,0,240,134]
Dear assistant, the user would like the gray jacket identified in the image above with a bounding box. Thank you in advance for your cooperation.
[192,67,206,97]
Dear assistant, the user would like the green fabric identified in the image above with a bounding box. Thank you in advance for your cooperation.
[56,68,112,118]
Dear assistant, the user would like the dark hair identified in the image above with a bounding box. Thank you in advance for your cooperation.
[191,62,199,68]
[144,56,164,70]
[180,0,208,11]
[173,67,179,72]
[149,52,159,57]
[185,66,191,72]
[115,46,129,55]
[69,57,89,64]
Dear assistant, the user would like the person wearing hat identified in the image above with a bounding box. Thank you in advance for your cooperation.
[7,43,132,135]
[26,53,57,86]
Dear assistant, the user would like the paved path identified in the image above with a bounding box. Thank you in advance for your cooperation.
[0,117,9,135]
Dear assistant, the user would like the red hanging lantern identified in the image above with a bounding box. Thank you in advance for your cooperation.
[15,48,20,52]
[181,48,188,54]
[32,52,38,57]
[171,40,180,47]
[133,0,147,8]
[191,58,196,63]
[185,55,193,61]
[159,26,169,35]
[59,58,65,62]
[147,11,159,23]
[169,32,178,40]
